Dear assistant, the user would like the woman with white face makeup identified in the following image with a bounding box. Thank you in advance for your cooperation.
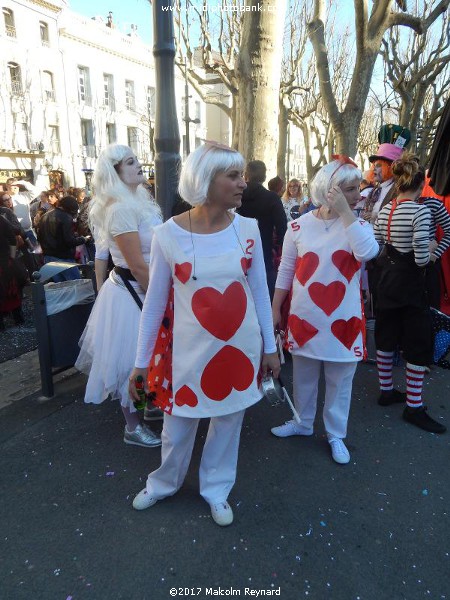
[271,156,379,464]
[75,144,162,448]
[128,142,280,526]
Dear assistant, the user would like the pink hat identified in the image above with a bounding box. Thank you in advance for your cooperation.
[369,143,404,163]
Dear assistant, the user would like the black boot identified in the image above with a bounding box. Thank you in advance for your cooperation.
[403,406,446,434]
[378,389,406,406]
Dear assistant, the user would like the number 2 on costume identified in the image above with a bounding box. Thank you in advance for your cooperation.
[246,239,255,255]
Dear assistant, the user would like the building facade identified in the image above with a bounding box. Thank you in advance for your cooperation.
[0,0,206,190]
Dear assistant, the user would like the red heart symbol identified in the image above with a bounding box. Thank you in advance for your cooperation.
[308,281,346,316]
[175,262,192,284]
[201,346,254,401]
[331,317,362,350]
[174,385,198,408]
[192,282,247,341]
[332,250,360,283]
[288,315,318,347]
[295,252,319,286]
[241,257,252,273]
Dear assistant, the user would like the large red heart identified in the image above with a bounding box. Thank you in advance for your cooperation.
[175,262,192,284]
[174,385,198,408]
[201,345,254,401]
[308,281,346,316]
[241,257,252,273]
[332,250,360,283]
[192,282,247,341]
[295,252,319,286]
[288,315,318,347]
[331,317,362,350]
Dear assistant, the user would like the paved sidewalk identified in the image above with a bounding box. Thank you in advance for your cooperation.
[1,361,449,600]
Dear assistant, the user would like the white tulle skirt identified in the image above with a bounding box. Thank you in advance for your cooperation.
[75,273,144,411]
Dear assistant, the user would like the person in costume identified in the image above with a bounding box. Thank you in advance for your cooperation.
[374,153,446,434]
[271,157,379,464]
[75,144,162,448]
[129,142,280,526]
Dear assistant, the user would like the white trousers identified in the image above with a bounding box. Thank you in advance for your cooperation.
[292,355,357,439]
[146,409,245,505]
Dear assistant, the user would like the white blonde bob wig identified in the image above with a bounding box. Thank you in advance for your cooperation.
[310,159,362,207]
[178,142,245,206]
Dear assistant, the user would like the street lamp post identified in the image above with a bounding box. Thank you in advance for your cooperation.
[152,0,181,220]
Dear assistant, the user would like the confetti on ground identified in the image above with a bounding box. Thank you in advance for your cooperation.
[422,489,429,496]
[106,471,115,476]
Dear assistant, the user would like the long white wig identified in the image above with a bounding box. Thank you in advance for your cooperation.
[310,160,362,207]
[178,142,245,206]
[89,144,161,243]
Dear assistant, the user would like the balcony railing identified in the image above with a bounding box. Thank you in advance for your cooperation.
[49,140,60,154]
[6,25,16,37]
[79,93,92,106]
[104,97,116,111]
[41,39,50,47]
[45,90,55,102]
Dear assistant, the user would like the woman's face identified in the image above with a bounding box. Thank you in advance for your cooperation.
[339,178,362,210]
[116,153,145,187]
[48,193,58,205]
[287,182,300,197]
[78,190,86,202]
[208,168,246,210]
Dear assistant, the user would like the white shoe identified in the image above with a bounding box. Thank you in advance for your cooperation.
[271,420,313,438]
[210,501,234,526]
[133,488,158,510]
[328,437,350,464]
[124,424,161,448]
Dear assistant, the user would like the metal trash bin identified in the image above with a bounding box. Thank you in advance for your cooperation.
[31,261,96,397]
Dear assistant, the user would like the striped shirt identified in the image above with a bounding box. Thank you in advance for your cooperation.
[421,196,450,259]
[374,200,431,267]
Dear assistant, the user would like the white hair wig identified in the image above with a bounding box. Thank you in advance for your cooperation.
[178,143,245,206]
[89,144,161,241]
[310,160,362,207]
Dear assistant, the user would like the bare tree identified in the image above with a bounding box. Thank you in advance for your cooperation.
[174,0,287,172]
[307,0,450,156]
[381,10,450,162]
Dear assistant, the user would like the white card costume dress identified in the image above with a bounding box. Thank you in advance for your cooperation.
[280,212,379,362]
[75,202,161,408]
[149,216,264,418]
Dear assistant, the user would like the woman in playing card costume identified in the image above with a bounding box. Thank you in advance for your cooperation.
[75,144,162,448]
[373,153,446,434]
[271,157,379,464]
[129,142,280,526]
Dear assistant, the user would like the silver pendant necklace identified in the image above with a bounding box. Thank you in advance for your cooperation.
[318,208,339,232]
[188,210,248,280]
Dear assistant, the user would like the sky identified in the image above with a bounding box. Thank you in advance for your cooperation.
[68,0,153,44]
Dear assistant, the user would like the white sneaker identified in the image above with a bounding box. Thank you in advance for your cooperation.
[124,424,162,448]
[133,488,158,510]
[271,420,313,438]
[210,501,234,526]
[328,437,350,464]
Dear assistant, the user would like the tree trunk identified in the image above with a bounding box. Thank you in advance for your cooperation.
[237,0,287,175]
[277,98,288,181]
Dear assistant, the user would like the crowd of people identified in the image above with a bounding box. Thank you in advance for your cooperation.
[0,178,95,327]
[1,136,448,527]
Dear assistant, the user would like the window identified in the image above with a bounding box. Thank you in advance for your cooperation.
[8,62,22,95]
[15,122,29,149]
[106,123,116,144]
[39,21,49,46]
[146,86,156,120]
[81,119,95,157]
[48,125,60,154]
[103,74,115,110]
[127,126,139,155]
[42,70,55,102]
[78,66,91,105]
[125,80,135,111]
[3,7,15,37]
